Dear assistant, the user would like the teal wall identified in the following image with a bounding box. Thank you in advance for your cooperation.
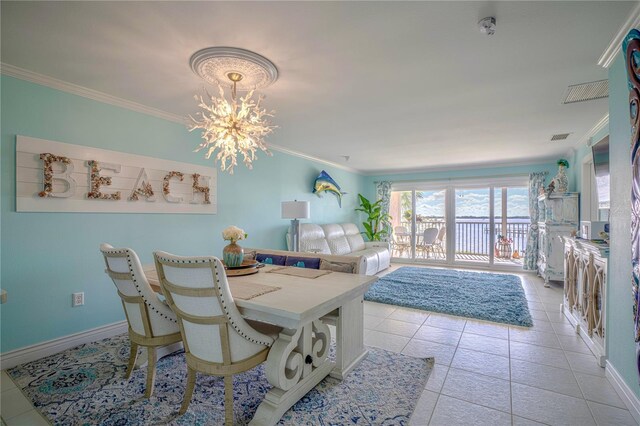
[363,162,558,200]
[0,75,366,352]
[606,54,639,397]
[569,54,635,399]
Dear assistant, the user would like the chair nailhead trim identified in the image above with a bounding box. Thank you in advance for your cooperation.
[156,255,272,347]
[102,248,177,324]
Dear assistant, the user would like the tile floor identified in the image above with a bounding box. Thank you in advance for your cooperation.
[368,265,637,426]
[0,265,637,425]
[0,370,48,425]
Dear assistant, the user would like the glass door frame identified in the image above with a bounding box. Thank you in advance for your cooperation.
[451,184,495,265]
[390,176,528,269]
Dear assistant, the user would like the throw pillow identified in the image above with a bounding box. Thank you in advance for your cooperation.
[285,256,321,269]
[319,259,356,274]
[256,253,286,266]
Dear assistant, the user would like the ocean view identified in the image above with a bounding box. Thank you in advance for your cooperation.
[399,217,531,255]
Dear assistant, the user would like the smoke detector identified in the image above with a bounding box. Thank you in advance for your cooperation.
[478,17,496,36]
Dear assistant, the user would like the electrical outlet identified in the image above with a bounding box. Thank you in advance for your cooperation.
[72,292,84,307]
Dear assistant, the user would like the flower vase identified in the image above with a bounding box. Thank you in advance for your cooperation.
[223,242,244,267]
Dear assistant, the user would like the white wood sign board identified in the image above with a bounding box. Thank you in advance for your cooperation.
[16,135,217,214]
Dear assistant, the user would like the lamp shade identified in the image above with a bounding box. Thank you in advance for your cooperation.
[281,201,310,219]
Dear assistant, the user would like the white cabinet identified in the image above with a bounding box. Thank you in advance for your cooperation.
[562,237,608,366]
[537,193,579,286]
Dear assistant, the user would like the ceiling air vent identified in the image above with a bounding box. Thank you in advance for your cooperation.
[550,133,571,141]
[562,80,608,104]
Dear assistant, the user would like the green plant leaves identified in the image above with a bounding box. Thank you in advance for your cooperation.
[356,193,392,242]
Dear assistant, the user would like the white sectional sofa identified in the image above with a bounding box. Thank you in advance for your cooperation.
[287,223,391,275]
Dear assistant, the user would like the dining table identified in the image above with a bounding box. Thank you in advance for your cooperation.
[144,264,378,426]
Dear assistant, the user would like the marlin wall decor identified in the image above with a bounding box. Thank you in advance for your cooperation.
[313,170,346,207]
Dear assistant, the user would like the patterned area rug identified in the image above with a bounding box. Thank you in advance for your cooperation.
[366,266,533,327]
[8,334,433,425]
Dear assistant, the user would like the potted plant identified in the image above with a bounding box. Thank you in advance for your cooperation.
[355,194,392,241]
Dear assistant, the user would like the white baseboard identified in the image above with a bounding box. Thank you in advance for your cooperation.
[0,321,127,370]
[606,360,640,424]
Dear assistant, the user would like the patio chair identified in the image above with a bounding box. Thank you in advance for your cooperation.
[432,226,446,258]
[100,243,182,398]
[153,251,280,424]
[416,228,439,259]
[392,226,411,257]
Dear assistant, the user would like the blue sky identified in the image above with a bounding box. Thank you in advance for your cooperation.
[414,187,529,218]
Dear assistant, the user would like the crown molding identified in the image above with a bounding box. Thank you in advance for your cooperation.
[363,155,559,177]
[575,114,609,148]
[1,62,187,124]
[598,2,640,69]
[1,62,364,175]
[268,143,363,174]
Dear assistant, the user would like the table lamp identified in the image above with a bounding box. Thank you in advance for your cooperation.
[281,200,310,252]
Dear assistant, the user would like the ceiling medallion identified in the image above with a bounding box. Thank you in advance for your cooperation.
[188,47,278,174]
[189,47,278,91]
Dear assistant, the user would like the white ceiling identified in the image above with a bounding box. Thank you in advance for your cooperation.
[1,1,634,174]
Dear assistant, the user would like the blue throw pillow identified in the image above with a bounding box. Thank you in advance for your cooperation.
[285,256,321,269]
[256,253,286,266]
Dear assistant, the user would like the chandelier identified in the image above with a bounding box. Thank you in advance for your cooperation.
[188,47,278,174]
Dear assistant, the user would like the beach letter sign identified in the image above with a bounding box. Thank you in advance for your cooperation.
[16,136,216,214]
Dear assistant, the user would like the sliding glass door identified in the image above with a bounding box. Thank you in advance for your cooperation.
[389,191,413,259]
[415,190,447,261]
[389,178,529,268]
[455,188,492,264]
[389,189,447,261]
[493,186,529,266]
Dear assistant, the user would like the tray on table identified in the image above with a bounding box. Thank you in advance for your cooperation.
[222,259,261,277]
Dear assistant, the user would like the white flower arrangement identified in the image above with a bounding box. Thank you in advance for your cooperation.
[222,225,247,243]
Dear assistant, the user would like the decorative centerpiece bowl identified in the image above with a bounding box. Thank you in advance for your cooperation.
[222,225,247,268]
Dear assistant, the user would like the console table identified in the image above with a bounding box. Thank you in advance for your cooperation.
[561,237,608,366]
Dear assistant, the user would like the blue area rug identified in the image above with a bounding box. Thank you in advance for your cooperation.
[366,267,533,327]
[8,334,433,425]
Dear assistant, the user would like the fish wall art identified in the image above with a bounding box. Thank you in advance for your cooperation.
[313,170,346,207]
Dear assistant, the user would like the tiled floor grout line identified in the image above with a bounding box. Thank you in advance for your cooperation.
[426,365,449,426]
[507,323,514,425]
[530,281,601,425]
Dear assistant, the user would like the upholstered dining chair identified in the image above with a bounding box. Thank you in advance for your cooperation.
[417,228,439,258]
[100,243,182,398]
[153,251,280,424]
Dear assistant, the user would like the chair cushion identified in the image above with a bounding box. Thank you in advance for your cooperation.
[321,224,346,239]
[299,238,331,254]
[341,223,361,236]
[256,253,286,265]
[346,233,366,252]
[298,223,327,240]
[285,256,321,269]
[327,236,351,255]
[351,249,380,275]
[319,259,357,273]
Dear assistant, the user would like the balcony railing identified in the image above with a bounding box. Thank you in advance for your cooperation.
[397,219,530,257]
